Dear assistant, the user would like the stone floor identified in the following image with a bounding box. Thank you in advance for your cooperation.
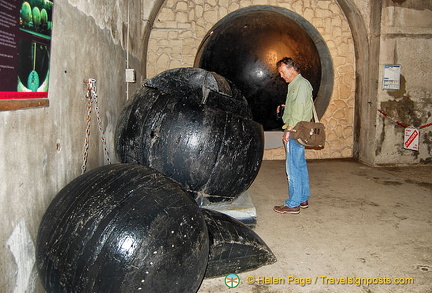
[198,159,432,293]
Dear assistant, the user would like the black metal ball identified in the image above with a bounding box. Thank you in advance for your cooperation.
[36,164,209,293]
[115,67,264,202]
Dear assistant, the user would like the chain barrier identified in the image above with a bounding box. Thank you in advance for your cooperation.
[81,78,111,174]
[419,121,432,130]
[368,102,432,129]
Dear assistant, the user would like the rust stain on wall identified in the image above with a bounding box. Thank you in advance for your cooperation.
[381,96,423,128]
[382,75,429,128]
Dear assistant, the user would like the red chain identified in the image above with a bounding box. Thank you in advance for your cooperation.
[419,122,432,129]
[370,102,431,129]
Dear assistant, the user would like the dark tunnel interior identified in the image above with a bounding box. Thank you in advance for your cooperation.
[195,7,323,131]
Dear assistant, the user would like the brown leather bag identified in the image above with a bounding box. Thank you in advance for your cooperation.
[290,101,325,148]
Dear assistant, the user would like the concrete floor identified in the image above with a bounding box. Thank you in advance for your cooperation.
[198,159,432,293]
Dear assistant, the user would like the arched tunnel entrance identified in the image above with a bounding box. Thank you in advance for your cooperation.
[194,6,334,132]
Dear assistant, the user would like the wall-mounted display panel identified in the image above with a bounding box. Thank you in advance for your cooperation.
[0,0,53,110]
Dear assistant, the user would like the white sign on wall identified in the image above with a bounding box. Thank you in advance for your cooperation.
[383,64,401,90]
[404,128,419,151]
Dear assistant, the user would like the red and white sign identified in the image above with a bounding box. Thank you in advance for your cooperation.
[404,128,419,151]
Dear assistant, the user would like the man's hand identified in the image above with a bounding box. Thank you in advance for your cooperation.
[282,127,292,144]
[276,104,285,120]
[276,104,285,114]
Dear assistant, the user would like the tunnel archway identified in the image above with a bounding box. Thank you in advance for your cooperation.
[194,6,333,131]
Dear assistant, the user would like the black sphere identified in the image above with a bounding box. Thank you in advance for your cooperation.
[115,67,264,202]
[195,7,321,130]
[36,164,209,293]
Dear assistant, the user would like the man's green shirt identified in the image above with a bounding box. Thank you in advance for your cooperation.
[282,73,313,128]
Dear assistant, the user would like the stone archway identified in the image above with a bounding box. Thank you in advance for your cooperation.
[335,0,379,164]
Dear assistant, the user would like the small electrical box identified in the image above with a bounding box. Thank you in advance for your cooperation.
[125,68,136,83]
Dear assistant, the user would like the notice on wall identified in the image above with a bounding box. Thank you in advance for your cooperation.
[382,64,401,90]
[404,127,419,151]
[0,0,53,100]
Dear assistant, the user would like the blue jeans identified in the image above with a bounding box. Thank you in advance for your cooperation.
[285,139,310,208]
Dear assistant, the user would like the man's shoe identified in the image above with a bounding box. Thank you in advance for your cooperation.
[273,205,300,214]
[300,201,309,209]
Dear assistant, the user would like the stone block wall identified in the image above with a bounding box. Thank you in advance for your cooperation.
[146,0,356,161]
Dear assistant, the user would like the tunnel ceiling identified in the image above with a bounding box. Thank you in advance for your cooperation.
[195,8,322,131]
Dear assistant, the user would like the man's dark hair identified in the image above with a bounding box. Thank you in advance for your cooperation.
[276,57,301,73]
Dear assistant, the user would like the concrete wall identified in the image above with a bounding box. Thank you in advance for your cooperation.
[0,0,431,292]
[339,0,432,165]
[0,1,145,291]
[375,0,432,164]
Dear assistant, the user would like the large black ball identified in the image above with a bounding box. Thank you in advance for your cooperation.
[115,68,264,202]
[36,164,209,293]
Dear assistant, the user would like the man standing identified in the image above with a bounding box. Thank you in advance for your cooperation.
[273,57,313,214]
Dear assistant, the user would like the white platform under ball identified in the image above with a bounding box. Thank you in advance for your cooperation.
[200,191,257,228]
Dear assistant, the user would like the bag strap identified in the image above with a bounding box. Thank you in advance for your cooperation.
[311,96,319,122]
